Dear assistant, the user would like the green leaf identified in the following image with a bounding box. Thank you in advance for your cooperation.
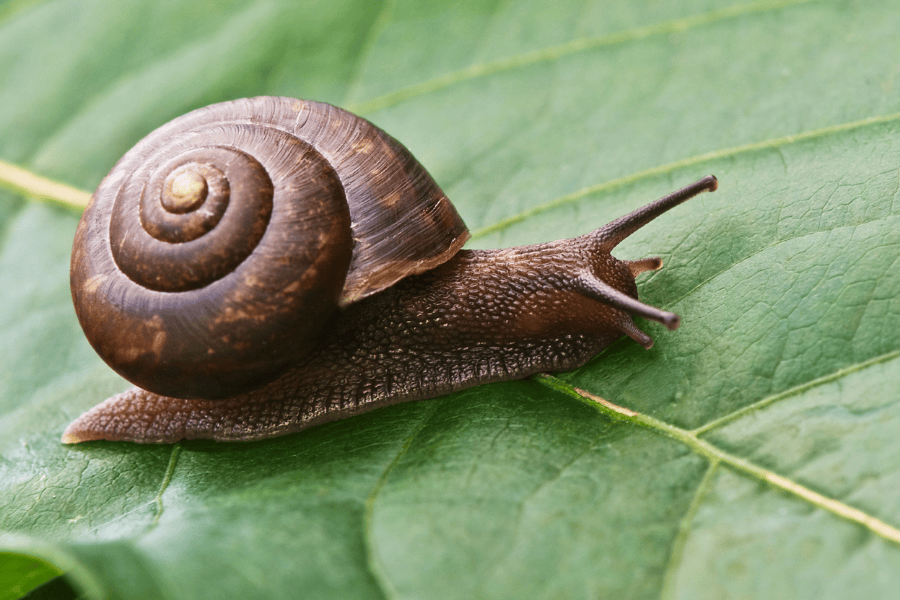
[0,553,62,600]
[2,0,900,598]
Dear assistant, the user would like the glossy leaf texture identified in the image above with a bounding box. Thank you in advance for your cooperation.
[2,0,900,598]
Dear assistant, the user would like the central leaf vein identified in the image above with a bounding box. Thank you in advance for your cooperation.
[535,374,900,546]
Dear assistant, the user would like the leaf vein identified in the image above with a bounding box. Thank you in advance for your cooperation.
[0,159,91,210]
[471,110,900,240]
[147,443,181,533]
[362,401,443,600]
[342,0,395,106]
[693,349,900,434]
[659,460,720,599]
[347,0,819,115]
[535,374,900,546]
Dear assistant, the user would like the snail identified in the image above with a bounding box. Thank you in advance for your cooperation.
[63,96,717,444]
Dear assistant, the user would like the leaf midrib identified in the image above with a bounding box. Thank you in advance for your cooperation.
[536,372,900,546]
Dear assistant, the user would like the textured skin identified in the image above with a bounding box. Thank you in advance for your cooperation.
[63,241,646,443]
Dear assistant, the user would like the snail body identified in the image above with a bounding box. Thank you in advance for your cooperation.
[63,96,717,444]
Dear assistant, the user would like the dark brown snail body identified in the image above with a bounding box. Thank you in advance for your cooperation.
[63,96,717,444]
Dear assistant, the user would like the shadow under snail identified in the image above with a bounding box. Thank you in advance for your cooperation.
[63,96,718,444]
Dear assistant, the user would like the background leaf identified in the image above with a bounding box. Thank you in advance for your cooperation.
[2,0,900,598]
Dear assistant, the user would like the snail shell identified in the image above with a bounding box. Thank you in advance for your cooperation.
[70,97,468,400]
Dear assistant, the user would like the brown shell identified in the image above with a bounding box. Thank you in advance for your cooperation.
[271,99,471,305]
[70,97,469,400]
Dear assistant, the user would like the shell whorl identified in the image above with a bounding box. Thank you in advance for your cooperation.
[70,97,469,400]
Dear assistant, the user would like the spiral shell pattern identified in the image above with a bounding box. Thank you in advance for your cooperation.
[71,97,468,400]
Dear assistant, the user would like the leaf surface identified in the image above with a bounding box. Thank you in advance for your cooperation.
[2,0,899,598]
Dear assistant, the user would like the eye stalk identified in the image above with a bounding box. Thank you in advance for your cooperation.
[592,175,718,252]
[567,175,717,339]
